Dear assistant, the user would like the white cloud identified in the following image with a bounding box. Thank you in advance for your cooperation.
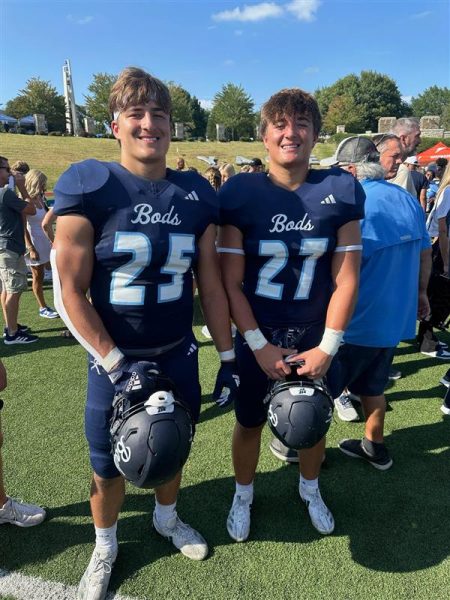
[286,0,321,21]
[401,95,413,104]
[199,99,214,110]
[213,2,283,22]
[67,14,93,25]
[304,65,319,74]
[410,10,432,19]
[224,59,236,66]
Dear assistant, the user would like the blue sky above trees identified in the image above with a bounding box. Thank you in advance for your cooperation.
[1,0,449,111]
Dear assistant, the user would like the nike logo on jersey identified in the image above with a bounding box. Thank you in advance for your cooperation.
[184,191,199,201]
[320,194,336,204]
[131,203,181,226]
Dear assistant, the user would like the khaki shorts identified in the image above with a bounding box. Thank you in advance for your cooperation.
[0,249,28,293]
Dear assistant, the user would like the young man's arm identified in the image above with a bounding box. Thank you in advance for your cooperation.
[52,214,118,363]
[219,224,294,380]
[295,219,362,379]
[195,224,235,354]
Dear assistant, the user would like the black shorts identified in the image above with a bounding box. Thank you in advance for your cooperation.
[234,323,328,428]
[329,343,396,398]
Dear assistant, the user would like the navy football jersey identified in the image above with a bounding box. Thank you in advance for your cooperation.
[53,160,218,351]
[219,169,365,327]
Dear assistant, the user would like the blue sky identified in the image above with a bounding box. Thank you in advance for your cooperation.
[1,0,449,112]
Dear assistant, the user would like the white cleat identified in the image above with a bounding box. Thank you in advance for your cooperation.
[153,512,208,560]
[0,496,46,527]
[300,487,335,535]
[77,546,117,600]
[227,492,252,542]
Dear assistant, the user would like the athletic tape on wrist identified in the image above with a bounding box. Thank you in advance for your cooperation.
[101,347,125,373]
[219,349,236,361]
[244,328,268,351]
[318,328,344,356]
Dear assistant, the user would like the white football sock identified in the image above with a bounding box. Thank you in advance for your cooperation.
[235,482,254,503]
[95,522,118,552]
[299,475,319,496]
[154,500,177,526]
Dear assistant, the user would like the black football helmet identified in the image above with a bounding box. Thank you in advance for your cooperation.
[266,369,333,450]
[110,361,193,488]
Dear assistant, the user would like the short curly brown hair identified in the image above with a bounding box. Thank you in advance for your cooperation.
[260,88,322,137]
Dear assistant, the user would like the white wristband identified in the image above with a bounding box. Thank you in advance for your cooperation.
[219,349,236,361]
[101,347,125,373]
[244,328,268,351]
[318,328,344,356]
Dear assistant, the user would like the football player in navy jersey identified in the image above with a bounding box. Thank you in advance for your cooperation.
[219,88,365,541]
[51,68,237,600]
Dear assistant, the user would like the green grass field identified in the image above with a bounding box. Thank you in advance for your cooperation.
[1,134,449,599]
[1,285,450,600]
[0,132,336,191]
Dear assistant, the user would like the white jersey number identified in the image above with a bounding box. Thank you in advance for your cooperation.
[256,238,328,301]
[110,232,195,306]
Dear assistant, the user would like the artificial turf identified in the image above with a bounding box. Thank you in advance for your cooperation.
[0,287,449,600]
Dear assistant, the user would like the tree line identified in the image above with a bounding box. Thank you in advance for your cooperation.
[4,71,450,137]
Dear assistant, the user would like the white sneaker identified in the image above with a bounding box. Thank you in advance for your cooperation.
[153,512,208,560]
[77,546,117,600]
[227,492,252,542]
[334,393,359,422]
[440,403,450,415]
[0,496,46,527]
[421,347,450,359]
[299,486,335,535]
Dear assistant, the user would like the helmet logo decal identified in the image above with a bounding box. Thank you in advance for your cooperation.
[114,436,132,463]
[268,404,278,427]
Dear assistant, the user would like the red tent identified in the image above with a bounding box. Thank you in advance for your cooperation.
[416,142,450,166]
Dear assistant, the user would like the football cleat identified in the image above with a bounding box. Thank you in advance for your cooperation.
[0,496,46,527]
[77,546,117,600]
[153,512,208,560]
[299,485,335,535]
[227,492,252,542]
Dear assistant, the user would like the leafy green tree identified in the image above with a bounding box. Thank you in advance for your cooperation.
[167,82,193,126]
[190,96,208,138]
[411,86,450,119]
[84,73,117,126]
[322,94,365,134]
[442,103,450,131]
[213,83,254,140]
[316,71,404,132]
[5,78,66,131]
[206,106,219,140]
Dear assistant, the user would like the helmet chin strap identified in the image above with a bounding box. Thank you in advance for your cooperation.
[145,390,175,414]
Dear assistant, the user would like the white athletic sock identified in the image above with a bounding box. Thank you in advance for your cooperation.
[154,500,177,526]
[95,522,118,552]
[235,482,253,503]
[299,475,319,496]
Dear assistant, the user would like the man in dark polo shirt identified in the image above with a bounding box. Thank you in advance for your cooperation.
[0,156,38,344]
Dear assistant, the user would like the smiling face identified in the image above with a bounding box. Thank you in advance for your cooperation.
[263,112,317,172]
[111,101,171,177]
